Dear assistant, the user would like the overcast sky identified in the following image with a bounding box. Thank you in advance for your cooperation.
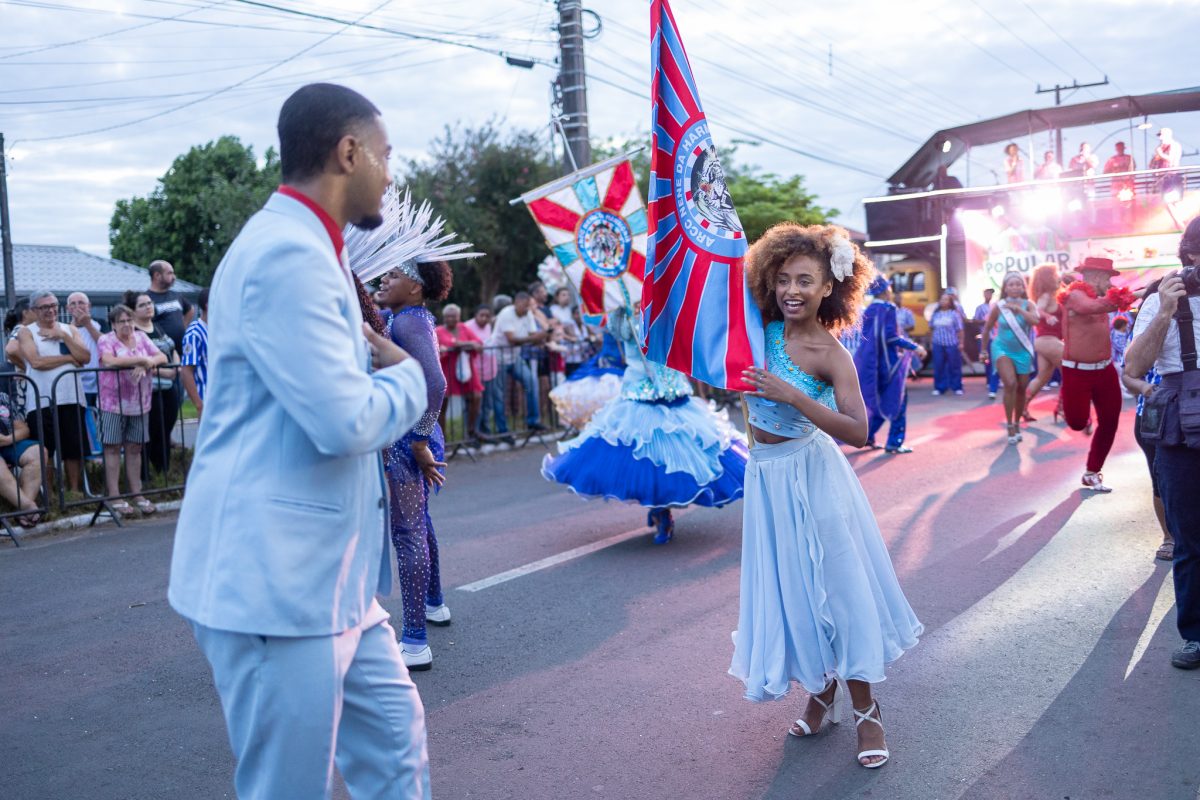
[2,0,1198,261]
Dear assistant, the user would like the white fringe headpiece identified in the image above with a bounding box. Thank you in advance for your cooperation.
[343,185,482,285]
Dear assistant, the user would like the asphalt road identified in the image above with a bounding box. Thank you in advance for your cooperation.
[3,383,1198,800]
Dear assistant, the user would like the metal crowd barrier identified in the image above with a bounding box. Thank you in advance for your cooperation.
[0,374,53,546]
[0,364,200,542]
[41,364,194,529]
[2,339,613,536]
[438,342,590,461]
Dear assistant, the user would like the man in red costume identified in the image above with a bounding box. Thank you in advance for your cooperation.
[1059,257,1136,492]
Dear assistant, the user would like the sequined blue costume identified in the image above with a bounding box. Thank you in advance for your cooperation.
[854,300,919,450]
[385,306,447,646]
[541,311,746,541]
[732,321,922,699]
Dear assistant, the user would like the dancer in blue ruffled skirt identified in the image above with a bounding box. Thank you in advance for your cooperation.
[730,224,922,769]
[542,307,746,544]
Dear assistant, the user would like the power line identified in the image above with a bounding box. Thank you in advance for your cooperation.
[931,7,1039,85]
[1015,0,1124,94]
[0,41,401,95]
[0,0,220,61]
[16,0,397,144]
[602,15,945,144]
[585,71,886,179]
[227,0,556,65]
[965,0,1080,85]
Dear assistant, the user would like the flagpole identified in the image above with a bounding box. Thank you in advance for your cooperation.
[507,147,644,206]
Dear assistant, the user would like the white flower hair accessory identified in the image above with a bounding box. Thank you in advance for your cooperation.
[344,186,482,284]
[829,235,855,283]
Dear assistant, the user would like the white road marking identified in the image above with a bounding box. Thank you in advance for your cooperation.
[1125,570,1176,680]
[455,510,691,592]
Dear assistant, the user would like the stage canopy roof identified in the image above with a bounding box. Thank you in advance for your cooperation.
[888,86,1200,190]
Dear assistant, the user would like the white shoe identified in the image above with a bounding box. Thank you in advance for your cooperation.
[1081,472,1112,493]
[425,604,452,626]
[954,389,964,396]
[988,391,996,399]
[931,390,942,396]
[854,701,890,768]
[402,644,432,671]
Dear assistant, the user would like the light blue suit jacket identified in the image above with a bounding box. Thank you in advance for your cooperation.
[169,192,428,637]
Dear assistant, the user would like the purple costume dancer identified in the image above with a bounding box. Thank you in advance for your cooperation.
[384,305,447,668]
[343,187,481,671]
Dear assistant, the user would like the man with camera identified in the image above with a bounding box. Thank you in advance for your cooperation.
[1125,216,1200,670]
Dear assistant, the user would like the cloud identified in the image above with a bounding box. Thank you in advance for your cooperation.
[2,0,1196,258]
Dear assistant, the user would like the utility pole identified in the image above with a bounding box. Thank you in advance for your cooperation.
[0,134,15,310]
[556,0,591,174]
[1036,77,1110,166]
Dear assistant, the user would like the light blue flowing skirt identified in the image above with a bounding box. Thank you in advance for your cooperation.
[729,432,922,701]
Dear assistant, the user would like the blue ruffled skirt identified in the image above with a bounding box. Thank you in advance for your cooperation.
[729,432,922,700]
[542,396,747,508]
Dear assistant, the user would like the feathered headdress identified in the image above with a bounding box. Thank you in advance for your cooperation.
[343,186,482,285]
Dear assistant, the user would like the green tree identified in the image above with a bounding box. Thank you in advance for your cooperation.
[592,134,836,242]
[109,136,279,285]
[727,167,836,243]
[403,122,558,306]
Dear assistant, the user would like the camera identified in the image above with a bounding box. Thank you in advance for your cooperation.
[1181,265,1200,297]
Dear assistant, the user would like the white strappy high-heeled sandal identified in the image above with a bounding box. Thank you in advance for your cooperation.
[853,700,890,768]
[788,680,843,737]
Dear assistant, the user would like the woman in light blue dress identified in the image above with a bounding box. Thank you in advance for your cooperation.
[730,224,922,769]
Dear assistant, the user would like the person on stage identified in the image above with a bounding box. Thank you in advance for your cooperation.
[981,271,1040,445]
[169,84,432,798]
[1104,141,1136,198]
[541,305,746,544]
[1059,257,1136,492]
[854,276,926,453]
[1150,127,1184,195]
[1035,150,1063,181]
[1003,143,1025,183]
[1024,263,1065,421]
[730,223,922,769]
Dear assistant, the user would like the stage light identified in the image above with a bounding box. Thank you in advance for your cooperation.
[1117,187,1134,202]
[1137,117,1153,130]
[991,204,1005,217]
[1165,189,1183,203]
[1067,198,1084,212]
[941,140,952,153]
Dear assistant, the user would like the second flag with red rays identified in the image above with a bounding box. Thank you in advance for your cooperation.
[642,0,763,391]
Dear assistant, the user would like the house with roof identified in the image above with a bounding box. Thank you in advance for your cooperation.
[6,244,202,322]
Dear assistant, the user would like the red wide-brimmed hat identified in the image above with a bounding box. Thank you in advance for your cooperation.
[1076,256,1120,276]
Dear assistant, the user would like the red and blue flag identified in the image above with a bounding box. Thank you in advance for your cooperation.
[643,0,763,391]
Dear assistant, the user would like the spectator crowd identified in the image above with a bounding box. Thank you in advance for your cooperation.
[0,253,614,525]
[0,259,208,526]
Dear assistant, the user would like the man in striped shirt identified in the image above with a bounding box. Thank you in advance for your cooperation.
[180,288,209,420]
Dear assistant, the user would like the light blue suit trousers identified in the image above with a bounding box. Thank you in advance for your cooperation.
[192,602,431,799]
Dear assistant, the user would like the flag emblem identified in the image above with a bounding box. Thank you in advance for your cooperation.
[643,0,763,390]
[518,155,648,315]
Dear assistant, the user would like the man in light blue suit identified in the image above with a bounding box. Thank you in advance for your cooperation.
[169,84,432,798]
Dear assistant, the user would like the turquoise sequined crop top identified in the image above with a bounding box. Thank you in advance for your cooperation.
[745,321,838,438]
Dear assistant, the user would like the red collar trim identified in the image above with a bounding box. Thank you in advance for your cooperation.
[277,185,344,259]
